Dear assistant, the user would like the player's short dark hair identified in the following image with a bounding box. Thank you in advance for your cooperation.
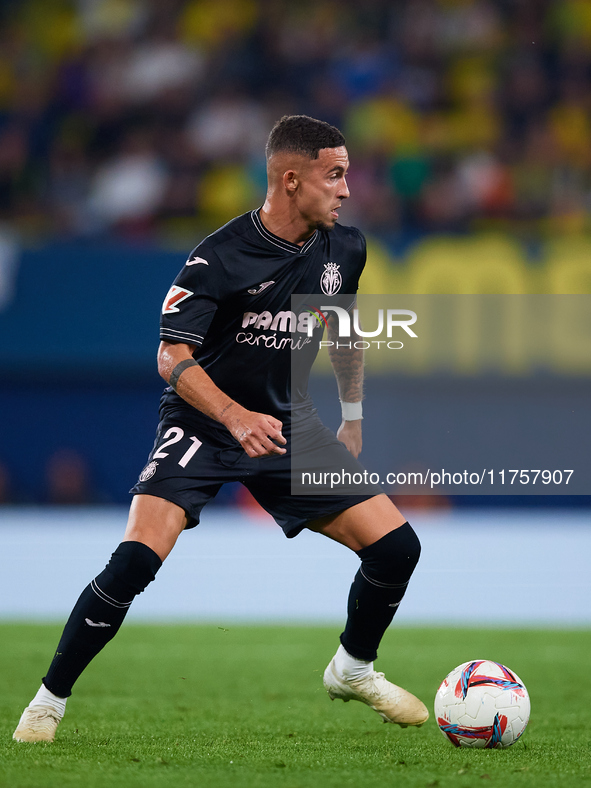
[266,115,345,160]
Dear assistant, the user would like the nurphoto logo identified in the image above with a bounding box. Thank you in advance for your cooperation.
[309,305,418,350]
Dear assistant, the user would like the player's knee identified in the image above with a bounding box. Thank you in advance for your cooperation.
[100,541,163,598]
[357,522,420,585]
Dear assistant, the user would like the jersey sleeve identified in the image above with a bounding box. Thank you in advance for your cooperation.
[159,246,222,349]
[349,228,366,293]
[338,228,366,311]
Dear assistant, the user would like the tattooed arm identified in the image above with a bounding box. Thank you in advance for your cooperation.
[327,314,364,458]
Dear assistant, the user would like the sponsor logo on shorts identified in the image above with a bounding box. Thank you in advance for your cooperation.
[139,460,159,482]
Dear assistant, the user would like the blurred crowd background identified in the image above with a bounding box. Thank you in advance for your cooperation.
[2,0,591,242]
[1,0,590,507]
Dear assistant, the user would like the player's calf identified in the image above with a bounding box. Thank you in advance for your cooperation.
[14,541,162,742]
[42,540,162,698]
[340,522,421,661]
[324,522,427,726]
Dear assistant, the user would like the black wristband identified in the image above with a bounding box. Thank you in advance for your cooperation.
[169,358,199,391]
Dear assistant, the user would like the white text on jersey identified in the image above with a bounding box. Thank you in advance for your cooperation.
[242,310,317,334]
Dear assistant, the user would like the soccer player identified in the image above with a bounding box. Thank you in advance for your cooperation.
[14,115,428,743]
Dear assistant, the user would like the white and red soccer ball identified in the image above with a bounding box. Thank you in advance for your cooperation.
[434,660,530,749]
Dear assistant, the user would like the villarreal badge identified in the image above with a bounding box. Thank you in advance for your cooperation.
[139,461,159,482]
[321,262,342,295]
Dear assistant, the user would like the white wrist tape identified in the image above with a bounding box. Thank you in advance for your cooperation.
[340,400,363,421]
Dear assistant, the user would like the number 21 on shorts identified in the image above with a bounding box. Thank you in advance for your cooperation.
[153,427,202,468]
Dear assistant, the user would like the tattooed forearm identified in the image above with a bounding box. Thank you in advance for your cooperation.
[219,402,235,418]
[327,316,364,402]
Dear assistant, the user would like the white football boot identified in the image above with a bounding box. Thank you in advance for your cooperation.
[13,705,63,743]
[323,657,429,727]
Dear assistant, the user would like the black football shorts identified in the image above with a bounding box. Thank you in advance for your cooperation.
[130,413,380,538]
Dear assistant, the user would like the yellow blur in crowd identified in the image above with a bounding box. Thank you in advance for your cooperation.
[362,233,591,295]
[1,0,591,243]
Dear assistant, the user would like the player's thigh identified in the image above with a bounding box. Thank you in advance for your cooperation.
[129,418,244,551]
[308,493,406,552]
[123,494,189,561]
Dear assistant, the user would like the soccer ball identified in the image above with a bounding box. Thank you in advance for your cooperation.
[434,660,530,749]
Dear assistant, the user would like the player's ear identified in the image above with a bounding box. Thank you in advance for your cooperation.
[283,169,299,194]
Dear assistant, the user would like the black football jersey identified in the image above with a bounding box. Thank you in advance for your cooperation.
[159,208,366,441]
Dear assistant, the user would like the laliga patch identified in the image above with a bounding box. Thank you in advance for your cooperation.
[162,285,193,314]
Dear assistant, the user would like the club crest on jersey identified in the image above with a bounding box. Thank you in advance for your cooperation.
[321,262,342,296]
[162,285,193,314]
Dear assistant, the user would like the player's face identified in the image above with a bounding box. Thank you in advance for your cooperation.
[297,146,350,232]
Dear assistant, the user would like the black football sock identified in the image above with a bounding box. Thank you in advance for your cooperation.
[43,541,162,698]
[340,522,421,662]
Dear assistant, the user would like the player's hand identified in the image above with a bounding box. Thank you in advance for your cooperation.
[337,419,362,458]
[228,410,287,458]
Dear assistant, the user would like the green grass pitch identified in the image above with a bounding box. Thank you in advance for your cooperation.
[1,624,590,788]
